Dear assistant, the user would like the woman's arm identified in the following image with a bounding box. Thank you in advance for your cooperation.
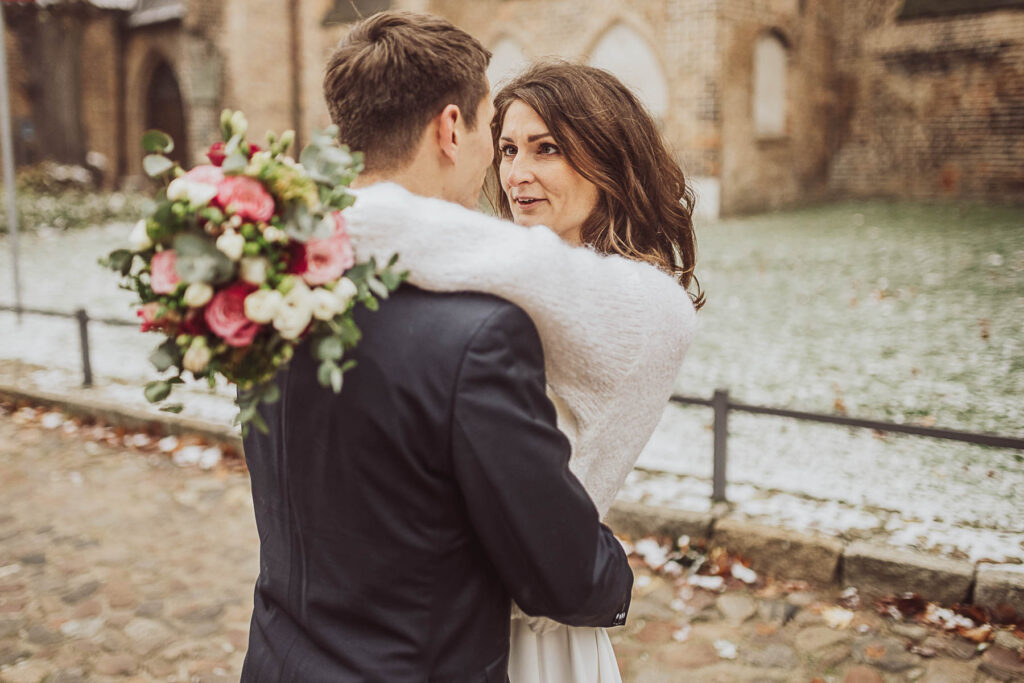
[347,182,696,517]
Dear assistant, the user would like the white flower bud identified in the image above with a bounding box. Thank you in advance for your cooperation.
[129,219,152,252]
[273,280,313,340]
[182,282,213,308]
[167,177,218,206]
[182,338,212,374]
[239,256,269,285]
[230,111,248,137]
[244,289,283,324]
[215,229,245,262]
[311,287,341,321]
[263,226,288,243]
[333,277,358,310]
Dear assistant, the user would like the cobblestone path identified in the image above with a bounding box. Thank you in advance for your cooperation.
[1,411,1021,682]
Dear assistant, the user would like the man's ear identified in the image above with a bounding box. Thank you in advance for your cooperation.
[437,104,461,165]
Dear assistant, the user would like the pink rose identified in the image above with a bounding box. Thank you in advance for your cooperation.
[216,176,275,223]
[300,212,355,286]
[150,249,181,295]
[183,164,225,186]
[204,283,261,347]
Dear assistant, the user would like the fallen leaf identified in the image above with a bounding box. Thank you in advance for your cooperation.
[865,643,887,659]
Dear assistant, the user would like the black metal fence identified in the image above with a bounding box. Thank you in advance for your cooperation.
[4,303,1024,502]
[670,392,1024,503]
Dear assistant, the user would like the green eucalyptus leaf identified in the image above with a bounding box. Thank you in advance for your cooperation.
[284,203,319,243]
[142,130,174,154]
[367,276,390,300]
[314,336,345,362]
[160,403,184,414]
[317,360,336,387]
[173,233,235,285]
[143,154,175,178]
[379,269,401,291]
[149,338,178,372]
[362,296,379,312]
[144,380,172,403]
[340,359,357,373]
[261,383,281,405]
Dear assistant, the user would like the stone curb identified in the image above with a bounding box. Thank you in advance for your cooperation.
[3,381,1023,611]
[0,384,241,450]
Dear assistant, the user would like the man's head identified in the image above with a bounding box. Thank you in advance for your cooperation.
[323,11,494,207]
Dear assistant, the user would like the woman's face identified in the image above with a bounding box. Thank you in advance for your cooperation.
[497,100,599,245]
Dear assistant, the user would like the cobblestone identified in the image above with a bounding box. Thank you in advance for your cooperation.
[1,412,1021,681]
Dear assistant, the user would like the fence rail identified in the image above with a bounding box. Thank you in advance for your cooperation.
[5,303,1024,503]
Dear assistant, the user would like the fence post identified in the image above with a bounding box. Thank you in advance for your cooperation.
[712,388,729,502]
[75,308,93,387]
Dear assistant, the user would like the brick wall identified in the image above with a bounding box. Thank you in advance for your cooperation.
[829,1,1024,200]
[715,0,841,214]
[80,15,121,187]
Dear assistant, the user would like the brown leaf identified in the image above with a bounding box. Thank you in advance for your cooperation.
[865,644,887,659]
[958,624,992,643]
[895,593,928,617]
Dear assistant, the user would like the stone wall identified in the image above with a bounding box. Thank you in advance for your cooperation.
[716,0,841,214]
[829,0,1024,200]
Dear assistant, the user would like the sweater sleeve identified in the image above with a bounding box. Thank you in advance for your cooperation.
[345,182,697,515]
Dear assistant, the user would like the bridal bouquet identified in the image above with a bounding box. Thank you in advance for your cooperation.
[102,110,406,434]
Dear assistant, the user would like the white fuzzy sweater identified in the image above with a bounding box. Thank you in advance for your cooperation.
[346,183,697,517]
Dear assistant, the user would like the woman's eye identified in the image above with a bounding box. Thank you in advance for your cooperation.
[539,143,560,155]
[499,144,517,157]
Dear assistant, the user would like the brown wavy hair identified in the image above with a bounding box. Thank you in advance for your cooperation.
[491,61,704,310]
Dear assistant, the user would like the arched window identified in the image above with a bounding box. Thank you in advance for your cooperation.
[587,23,669,120]
[145,61,188,167]
[487,37,528,90]
[752,32,788,138]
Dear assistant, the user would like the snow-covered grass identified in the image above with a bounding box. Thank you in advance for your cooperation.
[0,200,1021,561]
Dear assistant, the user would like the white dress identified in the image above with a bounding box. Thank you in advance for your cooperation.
[346,183,697,683]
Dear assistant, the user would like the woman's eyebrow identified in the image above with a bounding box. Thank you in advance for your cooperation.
[499,133,553,143]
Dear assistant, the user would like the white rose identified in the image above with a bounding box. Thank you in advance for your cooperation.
[167,177,218,206]
[273,281,313,340]
[182,282,213,308]
[215,229,245,261]
[263,226,288,243]
[244,289,283,324]
[129,219,152,252]
[182,338,212,374]
[239,256,269,285]
[311,287,342,321]
[333,277,358,310]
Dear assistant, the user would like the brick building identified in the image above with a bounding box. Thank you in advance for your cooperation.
[4,0,1023,215]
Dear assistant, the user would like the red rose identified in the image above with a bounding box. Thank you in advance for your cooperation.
[207,142,226,167]
[204,283,261,347]
[216,176,275,223]
[181,308,210,336]
[300,212,355,286]
[150,249,181,295]
[247,143,261,158]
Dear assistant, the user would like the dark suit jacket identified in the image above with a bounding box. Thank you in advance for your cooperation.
[241,286,632,682]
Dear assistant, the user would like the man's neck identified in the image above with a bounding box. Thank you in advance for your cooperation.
[352,158,445,200]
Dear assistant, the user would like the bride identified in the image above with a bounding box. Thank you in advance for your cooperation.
[347,61,704,682]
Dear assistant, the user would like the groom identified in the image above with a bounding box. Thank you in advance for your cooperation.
[240,10,633,682]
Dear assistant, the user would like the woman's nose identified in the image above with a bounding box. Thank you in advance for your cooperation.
[506,155,535,185]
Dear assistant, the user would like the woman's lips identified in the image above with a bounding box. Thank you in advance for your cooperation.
[513,197,546,210]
